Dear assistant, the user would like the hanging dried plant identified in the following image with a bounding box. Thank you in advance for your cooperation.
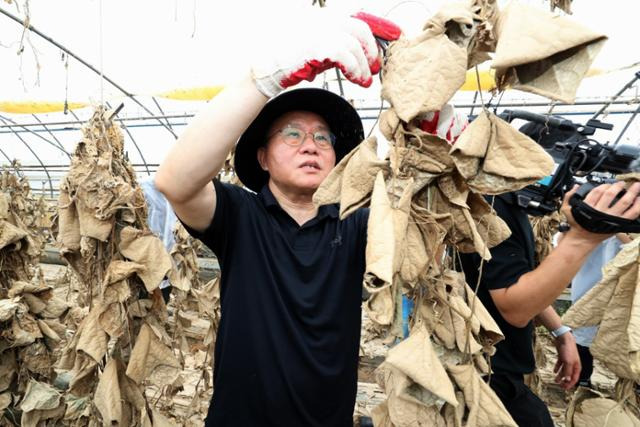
[55,107,179,426]
[0,163,67,426]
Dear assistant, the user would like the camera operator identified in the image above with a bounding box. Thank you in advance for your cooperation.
[459,181,640,426]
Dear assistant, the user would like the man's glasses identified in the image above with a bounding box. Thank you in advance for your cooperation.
[269,125,336,150]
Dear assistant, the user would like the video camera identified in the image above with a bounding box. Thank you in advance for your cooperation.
[499,109,640,232]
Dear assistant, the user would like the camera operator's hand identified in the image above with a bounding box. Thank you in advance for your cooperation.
[251,9,401,98]
[561,181,640,244]
[553,332,581,390]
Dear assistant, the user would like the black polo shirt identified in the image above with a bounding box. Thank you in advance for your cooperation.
[182,180,368,427]
[459,193,536,375]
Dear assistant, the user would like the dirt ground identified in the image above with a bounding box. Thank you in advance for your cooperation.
[42,263,618,426]
[43,263,214,426]
[354,314,619,427]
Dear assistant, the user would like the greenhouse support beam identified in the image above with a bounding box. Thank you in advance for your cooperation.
[1,99,640,131]
[592,71,640,120]
[1,108,639,139]
[31,114,71,157]
[0,113,71,157]
[357,98,640,111]
[2,109,640,136]
[121,123,151,176]
[0,146,14,165]
[0,113,195,129]
[151,97,175,134]
[0,116,54,197]
[0,5,178,139]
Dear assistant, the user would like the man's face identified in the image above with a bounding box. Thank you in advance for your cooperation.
[258,111,336,196]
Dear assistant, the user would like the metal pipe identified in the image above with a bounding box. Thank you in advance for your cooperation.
[0,113,71,156]
[30,114,71,157]
[0,116,55,197]
[120,122,151,175]
[68,109,82,122]
[335,69,345,98]
[361,109,640,120]
[151,96,175,134]
[592,70,640,120]
[2,110,639,136]
[0,97,638,130]
[2,106,639,133]
[356,98,640,111]
[0,114,195,129]
[613,101,640,146]
[0,5,178,139]
[0,147,14,165]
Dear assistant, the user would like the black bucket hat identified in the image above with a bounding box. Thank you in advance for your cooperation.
[234,88,364,193]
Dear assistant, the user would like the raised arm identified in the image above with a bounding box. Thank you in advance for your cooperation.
[155,78,267,231]
[490,181,640,327]
[154,8,397,232]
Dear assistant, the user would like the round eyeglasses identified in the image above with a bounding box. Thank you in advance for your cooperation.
[269,126,336,150]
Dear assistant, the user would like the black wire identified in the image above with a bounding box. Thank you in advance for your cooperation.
[569,151,588,174]
[545,138,609,201]
[544,140,586,198]
[574,138,610,175]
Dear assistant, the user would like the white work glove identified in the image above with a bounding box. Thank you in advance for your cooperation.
[416,104,469,144]
[251,8,399,98]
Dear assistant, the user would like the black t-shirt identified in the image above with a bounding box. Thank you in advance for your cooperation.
[459,193,536,375]
[182,180,368,427]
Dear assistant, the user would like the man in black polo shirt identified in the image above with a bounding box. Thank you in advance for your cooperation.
[155,11,400,426]
[460,185,640,426]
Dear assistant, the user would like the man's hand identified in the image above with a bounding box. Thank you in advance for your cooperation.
[561,181,640,245]
[251,9,401,98]
[616,232,634,244]
[553,332,581,390]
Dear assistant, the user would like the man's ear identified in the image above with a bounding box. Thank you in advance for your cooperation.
[257,147,268,171]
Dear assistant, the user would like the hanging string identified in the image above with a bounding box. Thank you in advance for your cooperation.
[191,0,197,38]
[98,0,104,106]
[469,91,479,118]
[474,65,486,109]
[63,51,69,114]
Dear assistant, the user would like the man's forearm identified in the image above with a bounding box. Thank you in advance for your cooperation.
[492,234,599,327]
[156,75,268,203]
[535,306,562,331]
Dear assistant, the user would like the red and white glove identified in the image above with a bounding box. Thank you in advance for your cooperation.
[417,104,469,144]
[251,8,401,99]
[351,11,403,42]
